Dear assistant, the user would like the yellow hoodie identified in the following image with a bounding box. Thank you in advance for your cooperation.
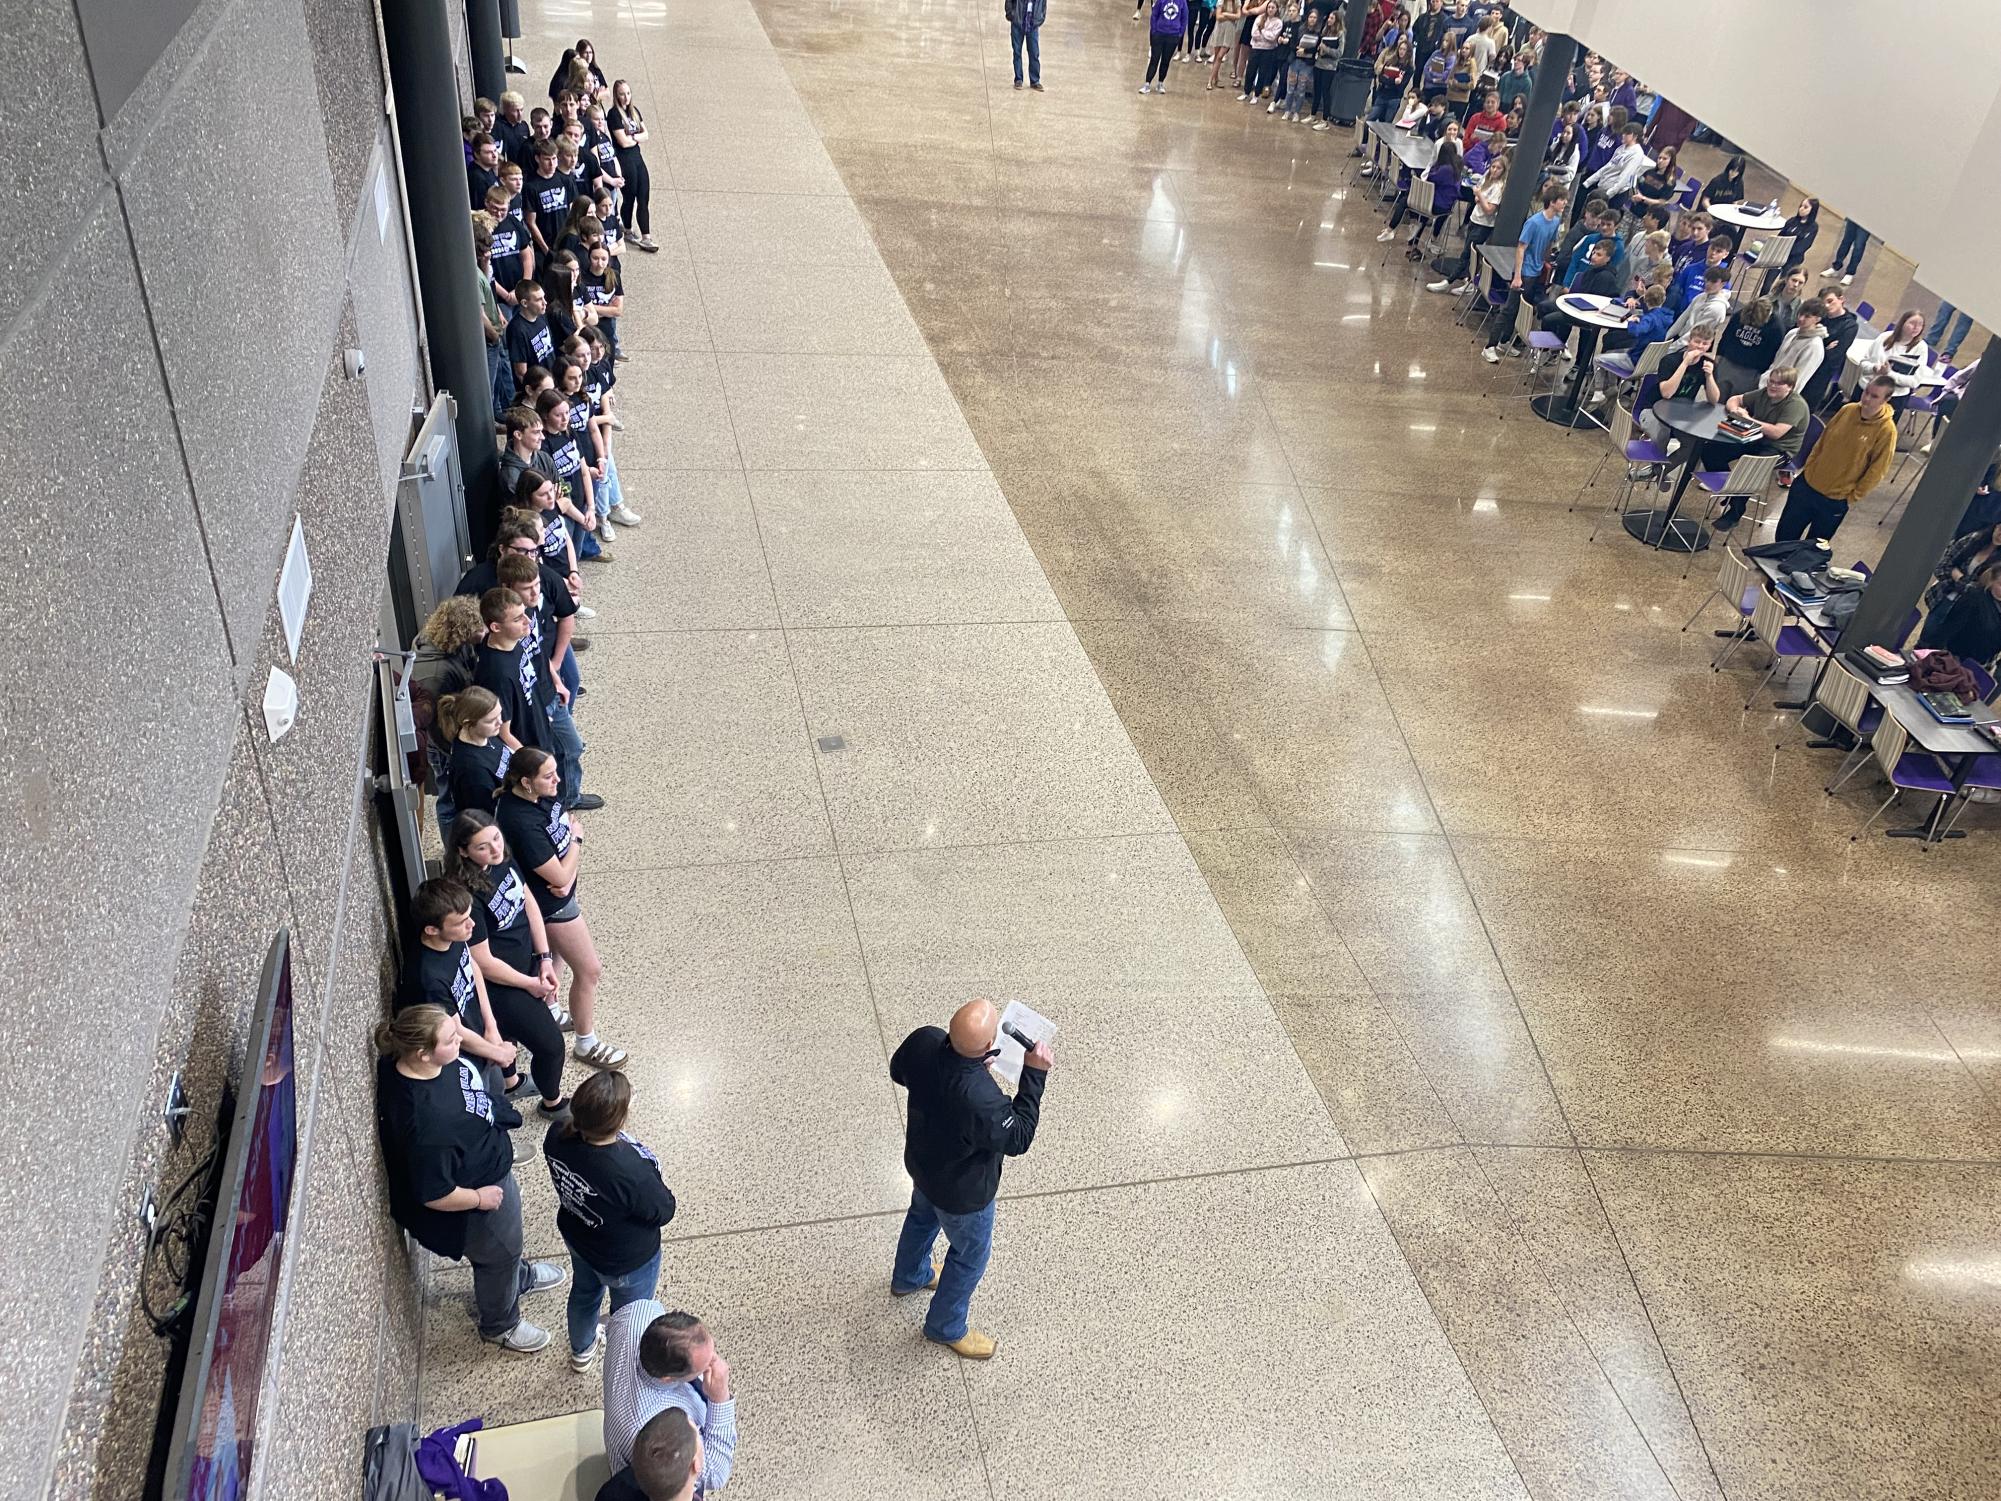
[1800,399,1898,504]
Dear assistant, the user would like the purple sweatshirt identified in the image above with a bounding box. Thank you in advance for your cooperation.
[1151,0,1188,34]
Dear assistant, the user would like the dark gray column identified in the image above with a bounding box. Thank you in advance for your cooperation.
[1489,33,1576,246]
[1845,358,2001,648]
[466,0,506,104]
[1342,0,1370,59]
[383,0,501,550]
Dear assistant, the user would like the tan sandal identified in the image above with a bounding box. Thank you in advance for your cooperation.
[573,1037,627,1070]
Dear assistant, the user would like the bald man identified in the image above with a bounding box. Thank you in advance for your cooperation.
[888,997,1055,1359]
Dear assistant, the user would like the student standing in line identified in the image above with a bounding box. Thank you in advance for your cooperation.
[523,138,573,255]
[1361,35,1411,126]
[1308,16,1342,125]
[1282,9,1322,122]
[1238,1,1284,103]
[1208,0,1245,90]
[376,1005,566,1355]
[1141,0,1188,94]
[449,810,574,1120]
[547,1071,677,1372]
[440,685,511,824]
[495,748,627,1071]
[605,81,658,250]
[396,878,527,1098]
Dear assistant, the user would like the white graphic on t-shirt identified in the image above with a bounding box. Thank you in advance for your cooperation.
[548,1155,605,1227]
[451,947,478,1023]
[457,1060,495,1123]
[488,868,529,935]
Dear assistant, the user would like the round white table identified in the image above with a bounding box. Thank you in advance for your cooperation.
[1710,202,1786,232]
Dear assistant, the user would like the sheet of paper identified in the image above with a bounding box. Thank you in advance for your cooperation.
[990,1000,1058,1091]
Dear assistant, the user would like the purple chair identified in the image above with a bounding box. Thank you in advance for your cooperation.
[1581,376,1670,539]
[1845,716,1959,841]
[1856,301,1875,323]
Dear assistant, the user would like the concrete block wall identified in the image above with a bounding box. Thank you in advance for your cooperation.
[0,0,431,1495]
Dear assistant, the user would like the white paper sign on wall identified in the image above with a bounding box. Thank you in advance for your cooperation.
[279,514,313,663]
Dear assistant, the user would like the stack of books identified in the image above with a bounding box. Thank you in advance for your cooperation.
[1844,645,1909,684]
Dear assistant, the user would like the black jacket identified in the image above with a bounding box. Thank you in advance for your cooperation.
[1802,310,1859,404]
[890,1027,1047,1214]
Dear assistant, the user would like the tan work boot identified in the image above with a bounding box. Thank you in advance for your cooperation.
[891,1265,940,1298]
[932,1329,996,1360]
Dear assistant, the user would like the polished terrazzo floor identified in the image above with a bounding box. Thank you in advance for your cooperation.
[416,2,2001,1495]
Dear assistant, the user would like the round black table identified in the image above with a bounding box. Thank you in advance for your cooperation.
[1621,397,1755,553]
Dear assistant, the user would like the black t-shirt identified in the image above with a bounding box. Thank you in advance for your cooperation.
[375,1056,515,1258]
[489,215,529,289]
[494,115,534,163]
[543,427,592,500]
[606,103,644,157]
[504,311,554,372]
[496,791,578,915]
[468,161,499,211]
[579,271,617,314]
[447,735,511,817]
[523,171,572,238]
[396,938,481,1033]
[469,858,538,970]
[588,130,621,179]
[543,1126,677,1276]
[474,640,553,750]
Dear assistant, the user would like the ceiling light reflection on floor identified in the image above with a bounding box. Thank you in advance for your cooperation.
[1904,1256,2001,1291]
[1577,705,1659,719]
[1507,593,1552,602]
[1768,1036,1999,1064]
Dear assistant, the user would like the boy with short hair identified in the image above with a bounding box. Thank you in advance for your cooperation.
[1482,184,1567,362]
[523,139,571,253]
[504,279,555,379]
[484,184,534,305]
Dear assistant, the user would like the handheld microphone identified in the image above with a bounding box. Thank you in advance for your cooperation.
[1001,1022,1038,1052]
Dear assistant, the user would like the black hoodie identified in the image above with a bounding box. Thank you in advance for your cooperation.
[1803,309,1859,404]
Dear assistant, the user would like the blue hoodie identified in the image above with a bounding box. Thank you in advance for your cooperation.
[1151,0,1188,34]
[1669,256,1713,313]
[1622,303,1674,361]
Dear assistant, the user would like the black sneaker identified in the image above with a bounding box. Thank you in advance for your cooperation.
[570,793,606,811]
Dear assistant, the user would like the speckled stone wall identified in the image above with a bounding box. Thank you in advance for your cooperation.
[1,0,432,1496]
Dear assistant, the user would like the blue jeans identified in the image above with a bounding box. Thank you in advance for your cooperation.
[892,1186,995,1342]
[1928,301,1972,360]
[1011,22,1039,84]
[488,337,515,420]
[597,452,623,520]
[1831,220,1869,274]
[558,639,581,700]
[548,696,585,806]
[566,1247,661,1356]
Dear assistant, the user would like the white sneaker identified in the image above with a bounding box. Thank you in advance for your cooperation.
[611,503,643,525]
[494,1320,551,1354]
[1312,119,1329,130]
[569,1322,606,1374]
[1919,441,1933,455]
[1482,346,1503,364]
[1819,266,1837,278]
[1236,91,1250,100]
[1377,228,1396,242]
[1266,101,1277,113]
[1157,82,1168,94]
[598,519,616,543]
[1139,82,1151,94]
[1505,344,1523,358]
[1426,278,1453,292]
[574,604,596,619]
[1841,273,1854,286]
[1448,281,1472,294]
[524,1260,568,1295]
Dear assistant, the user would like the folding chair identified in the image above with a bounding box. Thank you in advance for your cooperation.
[1458,258,1504,327]
[1508,297,1567,397]
[1734,235,1794,303]
[1382,176,1437,267]
[1349,116,1370,180]
[1812,657,1887,789]
[1682,543,1758,633]
[1722,588,1827,707]
[1844,717,1957,842]
[1581,377,1670,539]
[1683,452,1782,576]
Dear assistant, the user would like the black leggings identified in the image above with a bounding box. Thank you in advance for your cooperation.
[1146,34,1178,82]
[488,982,567,1102]
[1311,68,1335,119]
[618,151,651,236]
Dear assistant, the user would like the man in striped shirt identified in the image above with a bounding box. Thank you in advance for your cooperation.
[604,1302,738,1492]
